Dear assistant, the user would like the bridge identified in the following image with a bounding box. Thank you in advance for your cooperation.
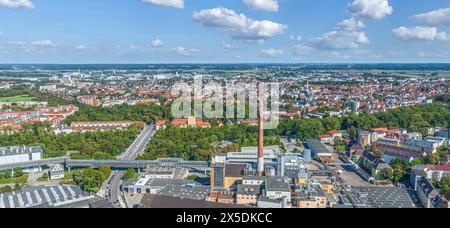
[0,157,210,172]
[66,158,210,170]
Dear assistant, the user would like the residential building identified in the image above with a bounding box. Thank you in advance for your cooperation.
[355,151,391,180]
[49,164,65,180]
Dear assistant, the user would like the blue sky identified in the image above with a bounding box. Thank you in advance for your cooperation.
[0,0,449,63]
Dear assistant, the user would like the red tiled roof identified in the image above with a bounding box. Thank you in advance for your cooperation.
[155,120,167,126]
[372,128,388,132]
[171,119,188,126]
[319,134,333,139]
[196,122,211,127]
[435,165,450,172]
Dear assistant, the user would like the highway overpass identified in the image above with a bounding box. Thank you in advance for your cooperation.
[0,157,210,172]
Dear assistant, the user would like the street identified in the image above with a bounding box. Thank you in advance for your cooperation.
[105,124,156,208]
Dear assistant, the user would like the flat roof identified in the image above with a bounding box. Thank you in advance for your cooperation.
[265,176,290,192]
[158,185,210,201]
[304,139,331,155]
[351,187,416,208]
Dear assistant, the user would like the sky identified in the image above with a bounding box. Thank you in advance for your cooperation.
[0,0,449,63]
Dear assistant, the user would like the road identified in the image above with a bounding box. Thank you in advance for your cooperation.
[106,124,155,208]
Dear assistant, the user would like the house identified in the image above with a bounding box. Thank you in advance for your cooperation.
[357,151,391,180]
[416,177,441,208]
[349,144,365,159]
[155,120,167,130]
[319,134,334,144]
[49,164,65,180]
[327,130,343,139]
[170,116,211,128]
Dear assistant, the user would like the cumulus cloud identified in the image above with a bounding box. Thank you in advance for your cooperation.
[289,35,302,42]
[310,30,369,49]
[392,26,450,42]
[151,38,163,47]
[141,0,184,9]
[259,48,283,57]
[171,46,200,56]
[243,0,279,12]
[192,7,287,42]
[348,0,393,20]
[412,8,450,26]
[335,18,365,31]
[0,0,34,9]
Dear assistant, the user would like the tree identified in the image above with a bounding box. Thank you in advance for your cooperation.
[72,167,109,193]
[380,168,393,181]
[371,145,384,158]
[13,168,24,178]
[4,171,11,179]
[411,157,424,166]
[123,168,139,180]
[392,168,405,182]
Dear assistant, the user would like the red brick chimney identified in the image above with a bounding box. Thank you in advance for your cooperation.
[257,92,265,177]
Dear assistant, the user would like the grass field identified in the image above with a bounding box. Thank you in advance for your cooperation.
[0,96,36,102]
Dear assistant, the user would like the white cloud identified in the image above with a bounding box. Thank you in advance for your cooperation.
[335,18,365,31]
[8,40,59,48]
[141,0,184,9]
[192,7,287,42]
[75,45,90,50]
[392,26,450,42]
[310,30,369,49]
[30,40,58,47]
[292,44,313,56]
[222,42,238,50]
[0,0,34,9]
[171,46,200,56]
[289,35,302,42]
[151,38,163,47]
[412,8,450,26]
[348,0,393,20]
[259,48,283,57]
[243,0,279,12]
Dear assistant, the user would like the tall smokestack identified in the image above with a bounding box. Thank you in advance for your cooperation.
[257,92,265,177]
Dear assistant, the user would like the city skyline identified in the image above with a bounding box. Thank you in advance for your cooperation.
[0,0,450,63]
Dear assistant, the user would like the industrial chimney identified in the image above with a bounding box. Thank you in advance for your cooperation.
[257,93,265,177]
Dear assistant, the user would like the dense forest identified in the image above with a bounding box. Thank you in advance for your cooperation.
[64,103,172,124]
[0,124,140,159]
[138,125,281,161]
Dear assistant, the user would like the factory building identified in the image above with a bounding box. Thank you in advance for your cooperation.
[0,146,43,172]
